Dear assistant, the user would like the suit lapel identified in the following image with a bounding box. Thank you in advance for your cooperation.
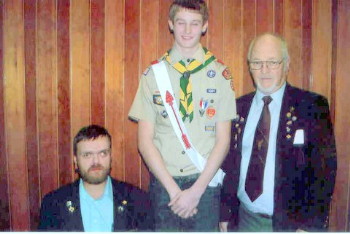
[112,179,129,231]
[66,180,84,231]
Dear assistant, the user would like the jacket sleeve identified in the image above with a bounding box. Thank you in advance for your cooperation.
[37,194,59,231]
[300,95,337,231]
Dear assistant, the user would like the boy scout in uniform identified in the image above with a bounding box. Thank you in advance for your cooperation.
[128,0,236,231]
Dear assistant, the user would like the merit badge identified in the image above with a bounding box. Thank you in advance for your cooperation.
[199,98,209,117]
[153,94,164,106]
[206,106,216,119]
[207,70,216,78]
[222,68,232,80]
[206,88,216,93]
[160,110,168,118]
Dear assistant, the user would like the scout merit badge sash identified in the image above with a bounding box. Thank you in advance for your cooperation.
[151,61,225,187]
[164,48,216,123]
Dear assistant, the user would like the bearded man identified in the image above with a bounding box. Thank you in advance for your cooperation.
[38,125,153,231]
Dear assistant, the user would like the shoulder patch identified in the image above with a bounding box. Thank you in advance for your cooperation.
[222,67,232,80]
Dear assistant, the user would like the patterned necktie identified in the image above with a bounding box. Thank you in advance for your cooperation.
[245,96,272,202]
[164,48,216,122]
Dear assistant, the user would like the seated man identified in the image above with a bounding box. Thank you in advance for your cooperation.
[38,124,153,231]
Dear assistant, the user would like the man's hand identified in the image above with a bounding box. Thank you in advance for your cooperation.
[168,187,201,219]
[219,222,228,232]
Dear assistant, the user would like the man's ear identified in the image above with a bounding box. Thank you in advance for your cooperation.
[202,21,208,35]
[73,156,78,170]
[168,19,174,33]
[284,58,290,72]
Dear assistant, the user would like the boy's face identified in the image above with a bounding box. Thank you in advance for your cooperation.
[168,8,208,53]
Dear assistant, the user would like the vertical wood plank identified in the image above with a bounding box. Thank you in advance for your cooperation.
[332,1,350,231]
[91,0,105,126]
[284,0,303,88]
[3,0,30,230]
[0,0,10,230]
[70,0,91,136]
[242,0,256,95]
[57,0,72,186]
[24,0,39,229]
[158,0,173,58]
[105,0,125,182]
[301,0,312,90]
[256,0,274,34]
[274,0,284,35]
[137,0,161,189]
[37,0,58,197]
[223,0,243,97]
[207,0,224,59]
[311,0,332,99]
[124,0,141,186]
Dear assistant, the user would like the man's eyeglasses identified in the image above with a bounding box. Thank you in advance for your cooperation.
[79,148,111,159]
[249,59,284,70]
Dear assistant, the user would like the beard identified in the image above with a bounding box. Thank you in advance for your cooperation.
[77,164,111,185]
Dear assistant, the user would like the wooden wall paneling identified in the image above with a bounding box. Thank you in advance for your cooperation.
[3,0,30,230]
[24,0,39,229]
[311,0,332,100]
[283,0,303,88]
[158,0,173,58]
[242,0,256,95]
[124,0,141,187]
[223,0,243,97]
[91,0,105,126]
[105,0,125,182]
[301,0,312,90]
[332,1,350,231]
[139,0,161,189]
[70,0,91,137]
[0,0,10,231]
[207,0,224,59]
[57,0,72,186]
[256,0,274,35]
[37,0,58,197]
[274,0,284,35]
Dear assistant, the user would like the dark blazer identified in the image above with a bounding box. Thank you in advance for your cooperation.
[220,83,337,231]
[38,178,154,231]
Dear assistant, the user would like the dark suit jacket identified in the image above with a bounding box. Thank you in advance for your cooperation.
[220,84,337,231]
[38,178,154,231]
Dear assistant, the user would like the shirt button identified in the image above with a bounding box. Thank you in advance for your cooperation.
[187,59,191,63]
[180,169,183,172]
[181,151,185,154]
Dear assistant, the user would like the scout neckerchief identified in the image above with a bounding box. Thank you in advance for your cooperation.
[151,60,225,187]
[164,47,216,122]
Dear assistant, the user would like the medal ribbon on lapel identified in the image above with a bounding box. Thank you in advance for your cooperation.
[164,47,216,122]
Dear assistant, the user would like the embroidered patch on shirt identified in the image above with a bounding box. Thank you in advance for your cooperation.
[153,94,163,106]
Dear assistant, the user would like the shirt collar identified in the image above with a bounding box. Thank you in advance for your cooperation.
[254,82,286,107]
[79,176,113,202]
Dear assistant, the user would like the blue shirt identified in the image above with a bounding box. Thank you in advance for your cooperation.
[238,83,286,215]
[79,176,114,232]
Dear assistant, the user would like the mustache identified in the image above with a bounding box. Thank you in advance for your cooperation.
[88,164,104,171]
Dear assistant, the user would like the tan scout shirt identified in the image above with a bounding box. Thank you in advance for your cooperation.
[129,45,236,176]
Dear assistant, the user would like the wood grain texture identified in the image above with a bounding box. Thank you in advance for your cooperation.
[105,0,125,182]
[0,0,10,231]
[57,0,72,186]
[311,0,332,99]
[24,0,40,229]
[3,0,30,230]
[332,1,350,231]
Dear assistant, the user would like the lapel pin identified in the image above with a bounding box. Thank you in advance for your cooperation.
[286,112,292,118]
[292,116,297,121]
[286,134,292,139]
